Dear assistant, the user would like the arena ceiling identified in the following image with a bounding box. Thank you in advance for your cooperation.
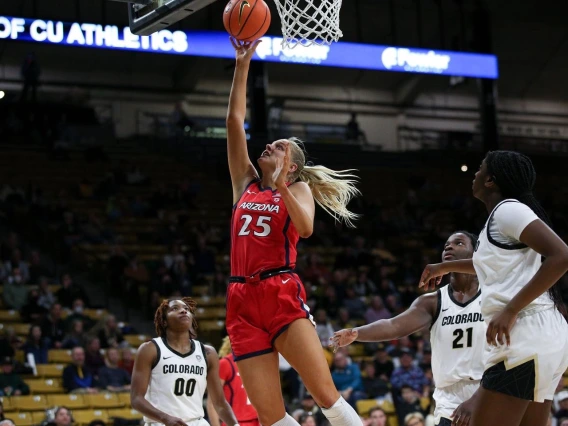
[1,0,568,102]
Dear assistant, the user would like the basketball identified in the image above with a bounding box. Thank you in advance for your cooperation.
[223,0,271,42]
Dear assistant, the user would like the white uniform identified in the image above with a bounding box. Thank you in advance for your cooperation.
[430,285,485,424]
[144,337,210,426]
[473,199,568,402]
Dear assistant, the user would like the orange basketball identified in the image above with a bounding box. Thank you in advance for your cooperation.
[223,0,271,42]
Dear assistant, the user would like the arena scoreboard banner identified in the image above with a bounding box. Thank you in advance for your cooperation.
[0,16,499,79]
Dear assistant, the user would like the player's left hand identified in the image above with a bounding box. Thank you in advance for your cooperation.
[273,141,291,189]
[451,397,475,426]
[486,306,518,346]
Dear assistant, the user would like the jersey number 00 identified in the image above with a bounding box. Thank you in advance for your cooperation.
[174,378,197,397]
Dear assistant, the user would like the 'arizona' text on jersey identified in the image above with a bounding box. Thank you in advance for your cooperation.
[231,180,299,276]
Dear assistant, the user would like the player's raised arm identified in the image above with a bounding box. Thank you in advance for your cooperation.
[226,37,262,203]
[330,293,437,350]
[130,342,186,426]
[205,345,239,426]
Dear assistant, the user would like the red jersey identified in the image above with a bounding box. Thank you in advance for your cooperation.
[219,355,258,422]
[230,180,299,276]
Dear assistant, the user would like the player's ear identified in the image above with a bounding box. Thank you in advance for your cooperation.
[289,163,298,174]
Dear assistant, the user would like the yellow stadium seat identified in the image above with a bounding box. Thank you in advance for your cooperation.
[124,335,150,347]
[108,408,143,420]
[380,400,396,414]
[32,411,47,425]
[72,409,109,425]
[14,350,25,363]
[1,396,16,412]
[47,393,88,410]
[0,310,22,322]
[6,323,31,336]
[356,399,379,416]
[12,412,33,426]
[347,344,365,357]
[26,378,64,394]
[387,415,399,426]
[116,392,131,408]
[36,364,65,378]
[86,393,124,409]
[11,395,49,411]
[84,309,108,321]
[48,349,72,364]
[199,320,225,331]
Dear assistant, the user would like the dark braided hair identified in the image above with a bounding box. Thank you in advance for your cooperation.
[451,230,478,250]
[485,150,565,315]
[154,297,198,339]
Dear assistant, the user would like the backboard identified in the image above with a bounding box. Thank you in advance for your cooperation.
[128,0,218,35]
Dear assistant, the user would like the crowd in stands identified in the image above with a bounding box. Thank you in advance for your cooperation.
[1,142,567,426]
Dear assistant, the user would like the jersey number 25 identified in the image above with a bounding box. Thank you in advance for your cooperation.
[238,215,272,237]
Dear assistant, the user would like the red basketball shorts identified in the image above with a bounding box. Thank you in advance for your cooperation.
[226,272,314,361]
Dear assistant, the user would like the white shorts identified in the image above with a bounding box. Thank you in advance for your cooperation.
[145,418,210,426]
[482,307,568,402]
[433,380,480,424]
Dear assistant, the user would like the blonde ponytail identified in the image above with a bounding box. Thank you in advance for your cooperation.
[287,137,361,228]
[218,336,232,357]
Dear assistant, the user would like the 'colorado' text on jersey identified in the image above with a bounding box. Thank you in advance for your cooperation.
[144,338,208,423]
[231,180,299,276]
[430,285,485,388]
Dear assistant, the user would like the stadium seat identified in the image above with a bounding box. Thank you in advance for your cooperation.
[12,412,33,426]
[36,364,65,378]
[86,393,124,409]
[84,309,108,321]
[47,393,88,410]
[108,408,143,420]
[14,351,25,363]
[32,411,47,425]
[72,409,110,425]
[48,349,72,364]
[11,395,49,411]
[387,416,399,426]
[1,396,16,412]
[196,307,226,319]
[124,334,151,347]
[26,378,64,394]
[347,344,365,357]
[3,323,31,336]
[355,399,379,416]
[116,392,131,408]
[0,310,22,322]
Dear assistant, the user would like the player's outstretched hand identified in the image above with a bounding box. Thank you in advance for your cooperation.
[451,397,474,426]
[486,306,517,347]
[329,329,358,353]
[164,415,188,426]
[231,37,262,64]
[419,263,447,291]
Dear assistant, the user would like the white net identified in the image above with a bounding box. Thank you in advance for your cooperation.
[272,0,343,48]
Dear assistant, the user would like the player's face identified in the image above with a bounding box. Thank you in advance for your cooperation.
[472,159,491,200]
[258,139,298,173]
[442,233,473,262]
[166,300,193,330]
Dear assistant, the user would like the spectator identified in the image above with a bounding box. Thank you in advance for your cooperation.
[21,289,46,323]
[45,406,73,426]
[361,362,389,399]
[123,256,149,303]
[298,391,327,426]
[40,303,66,348]
[37,277,56,311]
[28,251,49,284]
[107,245,128,297]
[353,270,376,297]
[555,390,568,423]
[56,274,89,308]
[0,357,30,396]
[0,420,14,426]
[390,349,428,394]
[314,309,335,347]
[65,299,94,331]
[364,295,392,323]
[62,347,98,393]
[331,352,365,407]
[22,325,49,364]
[84,337,105,375]
[342,286,367,320]
[298,413,316,426]
[163,244,185,270]
[3,268,29,310]
[0,233,20,263]
[118,348,134,376]
[334,307,355,330]
[4,249,30,282]
[397,387,424,425]
[97,348,131,392]
[368,407,388,426]
[62,320,88,350]
[403,412,424,426]
[96,314,124,349]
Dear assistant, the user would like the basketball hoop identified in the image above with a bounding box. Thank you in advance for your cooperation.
[272,0,343,48]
